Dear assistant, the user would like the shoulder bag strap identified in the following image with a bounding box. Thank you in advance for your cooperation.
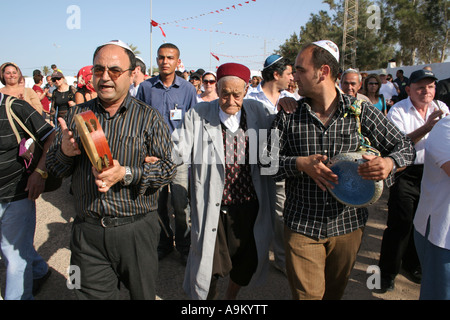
[5,97,43,149]
[5,96,22,144]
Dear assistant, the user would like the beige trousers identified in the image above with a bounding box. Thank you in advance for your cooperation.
[284,225,363,300]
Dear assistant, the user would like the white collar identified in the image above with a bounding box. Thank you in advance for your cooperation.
[218,107,241,133]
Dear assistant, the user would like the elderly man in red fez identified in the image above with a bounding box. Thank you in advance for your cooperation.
[173,63,278,299]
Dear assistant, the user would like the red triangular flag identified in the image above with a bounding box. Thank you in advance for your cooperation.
[211,52,220,61]
[159,26,166,37]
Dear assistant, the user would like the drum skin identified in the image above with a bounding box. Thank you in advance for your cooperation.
[327,152,383,208]
[74,110,114,172]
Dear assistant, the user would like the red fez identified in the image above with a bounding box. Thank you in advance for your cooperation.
[216,63,250,84]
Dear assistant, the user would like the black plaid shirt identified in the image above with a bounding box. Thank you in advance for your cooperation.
[270,92,415,239]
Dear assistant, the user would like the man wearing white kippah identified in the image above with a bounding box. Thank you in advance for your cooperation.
[271,40,416,299]
[245,54,294,275]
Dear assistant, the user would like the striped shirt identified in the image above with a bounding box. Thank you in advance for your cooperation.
[0,94,54,202]
[270,92,416,239]
[46,94,176,219]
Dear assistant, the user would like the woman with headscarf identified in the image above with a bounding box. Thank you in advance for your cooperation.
[75,65,97,104]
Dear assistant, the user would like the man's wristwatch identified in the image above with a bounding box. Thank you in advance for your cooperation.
[121,166,132,186]
[391,159,397,175]
[34,168,48,179]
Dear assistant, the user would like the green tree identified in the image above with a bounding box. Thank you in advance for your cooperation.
[42,66,50,76]
[277,0,448,70]
[276,10,338,64]
[276,1,395,70]
[383,0,448,65]
[128,43,141,56]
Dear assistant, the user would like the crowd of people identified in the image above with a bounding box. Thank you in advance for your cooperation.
[0,38,449,301]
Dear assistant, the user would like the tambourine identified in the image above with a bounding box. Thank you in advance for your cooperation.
[327,151,383,208]
[74,110,114,172]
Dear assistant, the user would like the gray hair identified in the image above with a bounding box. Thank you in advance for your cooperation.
[341,68,362,83]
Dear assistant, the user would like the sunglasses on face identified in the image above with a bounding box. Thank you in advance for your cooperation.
[52,77,62,81]
[368,82,379,85]
[92,66,131,80]
[203,80,216,85]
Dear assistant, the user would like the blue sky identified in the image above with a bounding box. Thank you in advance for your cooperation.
[0,0,329,76]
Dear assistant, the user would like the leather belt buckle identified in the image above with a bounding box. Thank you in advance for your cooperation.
[101,216,114,228]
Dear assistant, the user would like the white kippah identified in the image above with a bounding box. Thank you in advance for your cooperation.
[312,40,340,63]
[102,40,133,52]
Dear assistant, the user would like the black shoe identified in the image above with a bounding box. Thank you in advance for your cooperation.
[33,269,52,296]
[158,247,173,260]
[403,267,422,284]
[377,276,395,293]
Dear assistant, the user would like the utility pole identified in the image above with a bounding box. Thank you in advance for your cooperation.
[150,0,153,76]
[341,0,359,70]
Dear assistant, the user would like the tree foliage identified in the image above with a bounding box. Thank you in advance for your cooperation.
[276,0,448,70]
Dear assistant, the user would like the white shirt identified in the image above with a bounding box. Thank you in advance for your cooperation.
[129,83,140,97]
[387,98,449,164]
[245,83,294,114]
[414,115,450,249]
[380,81,398,101]
[219,107,241,133]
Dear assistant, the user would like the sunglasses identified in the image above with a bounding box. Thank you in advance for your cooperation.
[368,82,379,85]
[92,66,132,80]
[52,77,62,81]
[203,80,216,85]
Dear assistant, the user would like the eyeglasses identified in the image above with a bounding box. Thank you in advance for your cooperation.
[203,80,216,85]
[92,66,132,80]
[368,82,379,85]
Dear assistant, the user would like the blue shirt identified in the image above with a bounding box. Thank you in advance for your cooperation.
[136,75,197,133]
[373,96,386,113]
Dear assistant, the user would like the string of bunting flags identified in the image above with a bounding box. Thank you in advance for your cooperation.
[210,53,266,69]
[210,52,266,61]
[157,0,256,26]
[151,21,278,41]
[150,0,277,40]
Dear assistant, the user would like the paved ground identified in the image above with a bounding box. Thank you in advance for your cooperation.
[1,179,420,300]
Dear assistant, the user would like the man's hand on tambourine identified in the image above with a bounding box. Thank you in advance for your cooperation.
[58,117,81,157]
[92,160,125,193]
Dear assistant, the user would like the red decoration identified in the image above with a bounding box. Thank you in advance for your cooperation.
[151,20,166,37]
[211,52,220,61]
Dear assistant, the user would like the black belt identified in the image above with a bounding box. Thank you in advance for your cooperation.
[83,213,148,228]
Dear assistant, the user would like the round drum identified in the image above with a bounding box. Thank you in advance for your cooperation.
[327,152,383,208]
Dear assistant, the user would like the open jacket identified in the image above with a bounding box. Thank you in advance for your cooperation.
[172,99,276,300]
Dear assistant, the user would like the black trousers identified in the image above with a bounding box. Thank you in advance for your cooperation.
[379,165,422,279]
[70,212,160,300]
[207,200,259,299]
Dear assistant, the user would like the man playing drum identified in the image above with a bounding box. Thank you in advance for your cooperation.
[270,40,416,299]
